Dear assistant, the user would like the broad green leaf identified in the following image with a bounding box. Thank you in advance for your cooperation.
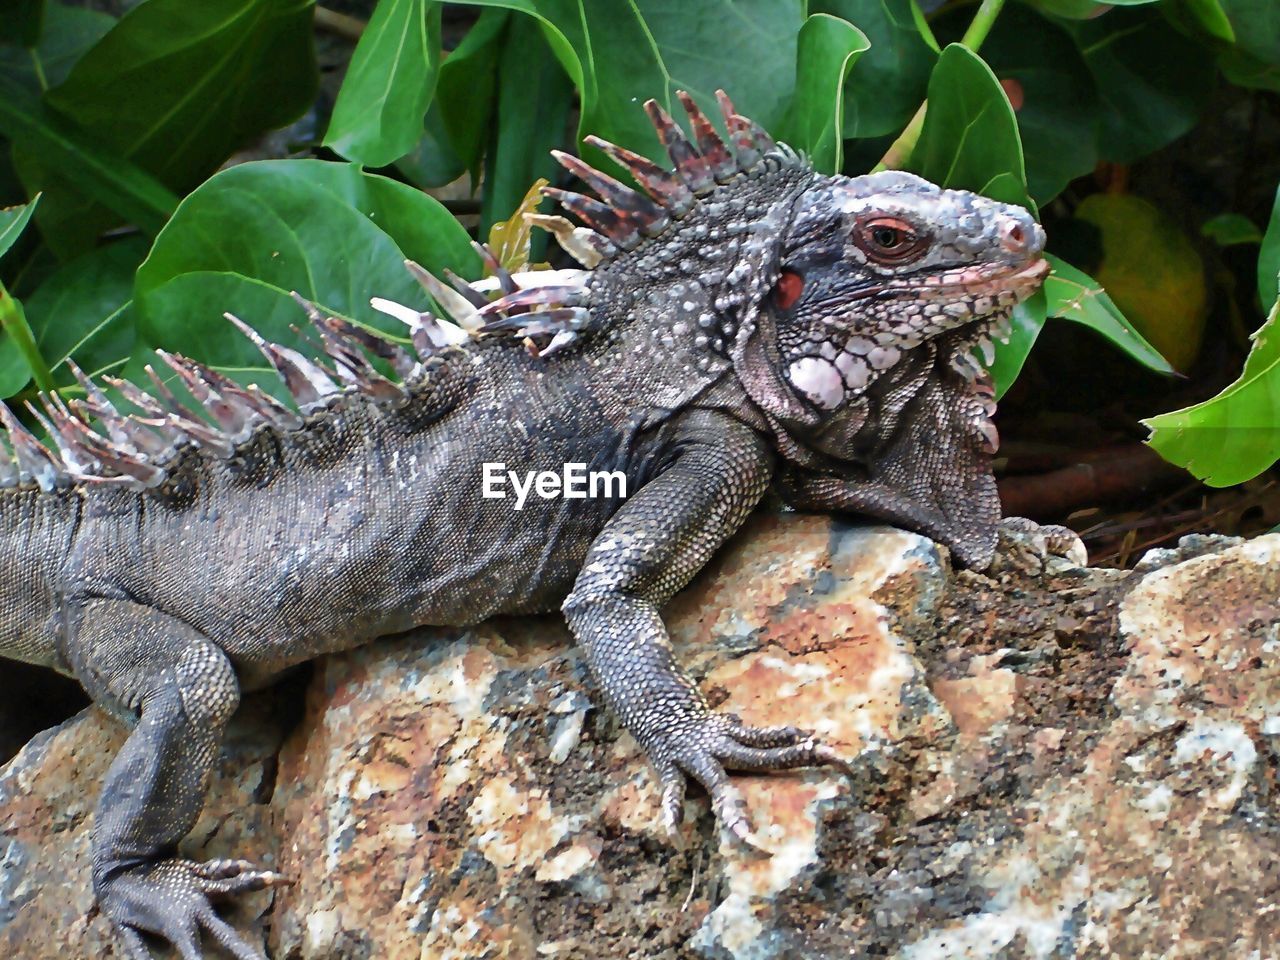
[46,0,318,193]
[0,4,114,94]
[779,15,868,174]
[1066,8,1214,164]
[135,160,478,376]
[1021,0,1141,17]
[1260,185,1280,310]
[1181,0,1237,42]
[1043,254,1173,374]
[1144,299,1280,487]
[812,0,936,141]
[1075,193,1207,373]
[908,44,1032,210]
[393,103,466,189]
[0,195,42,394]
[1217,0,1280,66]
[1201,212,1263,248]
[455,0,803,166]
[437,7,509,177]
[479,13,572,238]
[26,236,145,387]
[933,2,1098,205]
[325,0,442,168]
[0,195,39,263]
[1219,46,1280,93]
[18,0,316,257]
[0,75,178,241]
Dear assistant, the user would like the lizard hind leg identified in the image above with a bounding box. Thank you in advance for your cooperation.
[69,599,286,960]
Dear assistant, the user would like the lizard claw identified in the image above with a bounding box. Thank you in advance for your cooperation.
[648,712,851,852]
[99,856,287,960]
[993,516,1087,574]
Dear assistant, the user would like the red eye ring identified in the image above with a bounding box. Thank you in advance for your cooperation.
[854,216,929,265]
[774,269,805,310]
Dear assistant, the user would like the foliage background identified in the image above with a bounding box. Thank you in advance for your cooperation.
[1,0,1279,562]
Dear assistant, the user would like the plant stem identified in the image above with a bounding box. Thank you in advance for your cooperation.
[874,0,1007,172]
[0,282,54,394]
[960,0,1006,51]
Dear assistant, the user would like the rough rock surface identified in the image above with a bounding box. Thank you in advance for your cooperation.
[1,515,1277,959]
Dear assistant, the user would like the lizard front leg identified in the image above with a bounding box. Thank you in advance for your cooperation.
[562,411,850,843]
[67,598,286,960]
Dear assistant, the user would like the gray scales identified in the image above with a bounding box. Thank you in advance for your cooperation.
[0,91,1083,959]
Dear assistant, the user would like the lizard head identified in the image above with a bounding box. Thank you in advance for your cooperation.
[765,170,1047,416]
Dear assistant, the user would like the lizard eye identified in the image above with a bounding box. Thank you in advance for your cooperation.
[855,216,929,265]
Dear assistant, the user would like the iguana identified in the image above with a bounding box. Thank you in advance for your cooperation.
[0,91,1078,959]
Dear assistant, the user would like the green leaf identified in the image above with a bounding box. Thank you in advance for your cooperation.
[778,15,868,174]
[1217,0,1280,65]
[324,0,442,168]
[0,195,43,394]
[1144,299,1280,487]
[393,103,466,189]
[26,236,146,386]
[135,160,478,377]
[0,75,178,240]
[454,0,803,164]
[1043,254,1174,374]
[437,6,509,177]
[1260,184,1280,310]
[0,3,115,94]
[1218,46,1280,93]
[479,14,573,238]
[811,0,936,141]
[933,2,1098,205]
[1202,212,1263,248]
[46,0,318,192]
[16,0,317,257]
[1021,0,1139,17]
[908,43,1031,210]
[1066,8,1214,164]
[0,194,39,263]
[1181,0,1237,43]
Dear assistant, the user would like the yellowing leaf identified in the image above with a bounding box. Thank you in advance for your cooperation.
[1075,193,1207,372]
[487,177,548,272]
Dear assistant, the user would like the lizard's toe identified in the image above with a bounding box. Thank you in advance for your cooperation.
[994,516,1087,573]
[652,714,852,850]
[100,857,284,960]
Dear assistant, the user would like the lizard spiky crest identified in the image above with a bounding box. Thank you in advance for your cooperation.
[0,294,473,494]
[540,89,798,261]
[419,90,805,357]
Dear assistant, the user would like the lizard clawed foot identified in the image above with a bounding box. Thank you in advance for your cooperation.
[991,516,1088,574]
[651,714,853,851]
[101,857,290,960]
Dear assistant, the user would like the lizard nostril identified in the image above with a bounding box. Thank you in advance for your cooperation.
[1002,221,1027,253]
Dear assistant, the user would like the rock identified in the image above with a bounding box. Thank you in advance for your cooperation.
[0,519,1277,959]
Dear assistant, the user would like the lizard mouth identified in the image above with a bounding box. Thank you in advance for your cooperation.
[895,255,1050,302]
